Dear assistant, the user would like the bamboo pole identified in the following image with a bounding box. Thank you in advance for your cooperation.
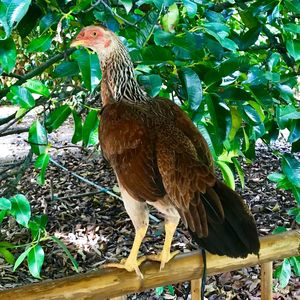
[261,261,273,300]
[0,231,299,300]
[191,278,202,300]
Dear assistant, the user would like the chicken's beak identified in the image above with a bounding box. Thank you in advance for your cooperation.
[70,39,84,47]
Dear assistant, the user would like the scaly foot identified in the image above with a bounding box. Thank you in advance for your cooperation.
[147,250,180,271]
[103,255,147,278]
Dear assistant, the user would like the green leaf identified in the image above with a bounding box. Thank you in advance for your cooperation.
[283,23,300,34]
[72,0,92,13]
[24,79,50,97]
[141,46,173,64]
[120,0,132,13]
[272,226,287,234]
[82,110,99,146]
[155,286,164,296]
[16,3,42,39]
[153,28,174,47]
[0,197,11,210]
[180,68,202,111]
[243,105,261,125]
[286,40,300,61]
[39,12,60,34]
[50,236,79,272]
[220,38,239,51]
[232,158,245,189]
[204,22,229,33]
[229,107,242,140]
[276,105,300,129]
[167,284,175,296]
[284,0,300,13]
[267,172,285,183]
[34,153,50,185]
[27,34,52,53]
[0,38,16,72]
[29,214,48,240]
[6,86,35,109]
[138,74,162,97]
[0,247,15,264]
[282,154,300,188]
[0,210,6,223]
[239,10,259,28]
[183,0,197,18]
[13,247,31,271]
[217,161,235,190]
[53,61,80,78]
[72,50,101,92]
[289,256,300,276]
[162,3,179,33]
[28,120,48,155]
[288,120,300,143]
[268,53,281,70]
[10,194,31,228]
[206,95,232,146]
[45,105,72,133]
[197,123,217,160]
[274,258,291,288]
[71,111,83,144]
[239,26,261,50]
[27,245,44,279]
[0,0,31,39]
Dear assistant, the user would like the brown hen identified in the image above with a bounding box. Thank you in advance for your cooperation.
[71,26,260,277]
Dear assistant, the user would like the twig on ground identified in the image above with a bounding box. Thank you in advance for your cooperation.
[0,150,33,197]
[51,190,103,201]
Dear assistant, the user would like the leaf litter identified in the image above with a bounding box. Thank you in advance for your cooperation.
[0,138,299,299]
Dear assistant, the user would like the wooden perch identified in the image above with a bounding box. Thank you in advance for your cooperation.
[1,230,299,300]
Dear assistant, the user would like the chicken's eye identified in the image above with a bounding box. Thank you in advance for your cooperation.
[92,32,97,37]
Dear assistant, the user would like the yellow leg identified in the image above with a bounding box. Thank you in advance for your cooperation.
[103,226,148,278]
[147,222,180,271]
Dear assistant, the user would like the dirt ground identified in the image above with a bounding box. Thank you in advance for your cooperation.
[0,105,299,299]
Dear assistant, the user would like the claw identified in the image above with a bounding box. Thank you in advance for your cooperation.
[103,255,147,278]
[147,250,180,271]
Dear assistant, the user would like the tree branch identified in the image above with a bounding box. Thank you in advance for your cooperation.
[0,127,29,137]
[0,112,17,126]
[0,48,76,100]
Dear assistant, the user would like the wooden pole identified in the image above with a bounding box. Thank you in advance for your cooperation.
[0,231,299,300]
[261,261,273,300]
[191,278,202,300]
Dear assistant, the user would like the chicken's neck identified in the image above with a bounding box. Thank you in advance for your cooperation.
[99,43,150,105]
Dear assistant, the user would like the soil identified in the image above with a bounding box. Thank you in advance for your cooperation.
[0,105,299,299]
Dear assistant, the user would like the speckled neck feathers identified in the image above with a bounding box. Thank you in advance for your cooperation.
[99,39,150,105]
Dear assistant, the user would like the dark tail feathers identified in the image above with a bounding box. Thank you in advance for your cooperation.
[190,180,260,258]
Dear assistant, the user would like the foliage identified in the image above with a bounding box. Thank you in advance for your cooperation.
[0,195,79,278]
[269,154,300,287]
[0,0,299,285]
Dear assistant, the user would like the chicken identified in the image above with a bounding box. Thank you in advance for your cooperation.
[71,25,260,277]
